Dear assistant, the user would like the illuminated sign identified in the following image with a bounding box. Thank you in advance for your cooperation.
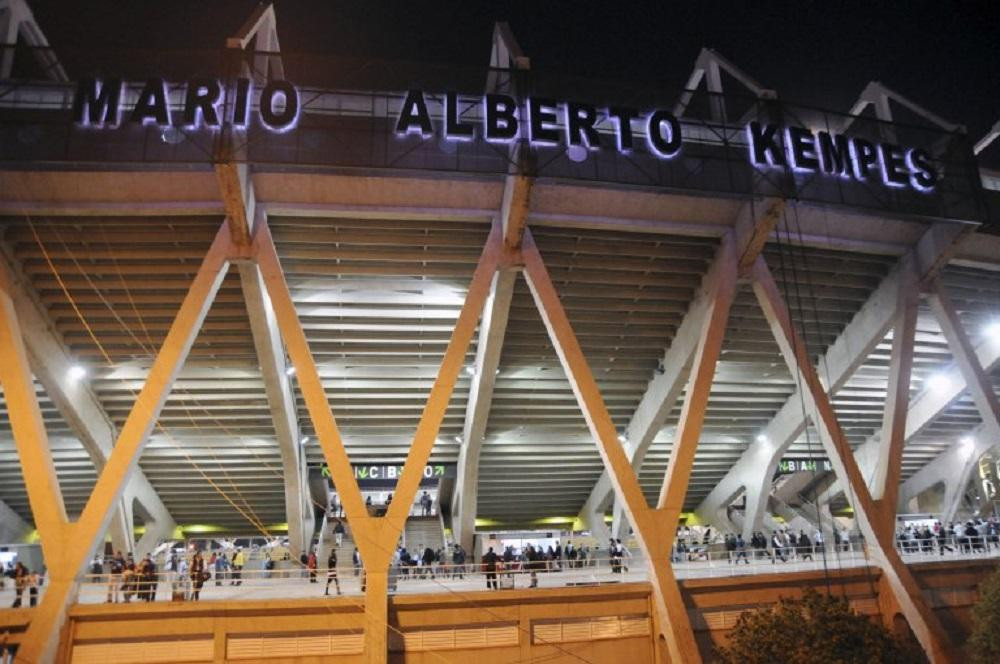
[318,463,454,482]
[72,77,299,133]
[745,121,937,192]
[69,80,939,192]
[775,458,833,475]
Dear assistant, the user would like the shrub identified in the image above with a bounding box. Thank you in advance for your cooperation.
[970,565,1000,663]
[715,587,925,664]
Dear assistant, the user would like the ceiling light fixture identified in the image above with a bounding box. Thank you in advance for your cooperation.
[68,365,87,381]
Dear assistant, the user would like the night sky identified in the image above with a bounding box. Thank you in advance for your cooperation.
[26,0,1000,165]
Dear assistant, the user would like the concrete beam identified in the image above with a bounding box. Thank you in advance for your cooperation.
[0,241,176,554]
[0,496,30,542]
[580,198,785,537]
[216,155,314,556]
[451,269,516,551]
[819,285,1000,510]
[694,221,968,537]
[239,258,313,557]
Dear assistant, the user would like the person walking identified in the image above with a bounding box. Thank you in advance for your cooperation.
[420,491,432,517]
[352,548,361,577]
[325,550,341,596]
[333,519,345,548]
[734,534,750,564]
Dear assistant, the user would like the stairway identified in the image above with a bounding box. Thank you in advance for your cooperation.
[317,514,357,575]
[402,517,444,555]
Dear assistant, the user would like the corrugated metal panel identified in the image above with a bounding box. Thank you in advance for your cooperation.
[72,638,213,663]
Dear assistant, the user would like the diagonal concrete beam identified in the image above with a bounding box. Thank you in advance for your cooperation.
[450,22,529,551]
[216,160,313,557]
[451,269,516,551]
[817,286,1000,511]
[578,198,783,538]
[694,221,969,537]
[0,241,175,555]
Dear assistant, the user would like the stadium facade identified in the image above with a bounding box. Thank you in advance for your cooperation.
[1,1,999,662]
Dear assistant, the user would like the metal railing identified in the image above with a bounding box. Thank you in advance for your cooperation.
[2,535,997,608]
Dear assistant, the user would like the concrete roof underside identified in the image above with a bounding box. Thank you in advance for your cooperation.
[0,168,999,531]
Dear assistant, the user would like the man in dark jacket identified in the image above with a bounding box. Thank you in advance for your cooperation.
[482,547,499,590]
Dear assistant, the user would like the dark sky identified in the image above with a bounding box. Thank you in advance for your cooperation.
[26,0,1000,160]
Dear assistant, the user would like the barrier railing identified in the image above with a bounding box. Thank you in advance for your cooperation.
[2,536,996,607]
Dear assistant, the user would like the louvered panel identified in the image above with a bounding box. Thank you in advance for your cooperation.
[620,615,651,637]
[591,616,621,639]
[266,635,299,656]
[533,623,563,644]
[296,634,332,655]
[226,636,264,660]
[420,629,456,650]
[560,621,592,643]
[330,632,365,654]
[849,598,879,615]
[402,631,424,651]
[453,627,488,648]
[72,638,213,663]
[703,610,742,630]
[227,632,363,659]
[486,624,519,646]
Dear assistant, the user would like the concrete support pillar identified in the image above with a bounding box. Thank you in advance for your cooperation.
[452,270,516,552]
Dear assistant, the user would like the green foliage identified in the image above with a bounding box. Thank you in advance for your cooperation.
[715,588,925,664]
[970,566,1000,663]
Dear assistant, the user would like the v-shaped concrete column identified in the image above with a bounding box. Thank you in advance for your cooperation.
[255,218,504,663]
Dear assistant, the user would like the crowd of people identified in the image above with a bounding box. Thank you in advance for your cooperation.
[13,515,999,608]
[673,525,853,564]
[90,547,252,603]
[895,518,999,554]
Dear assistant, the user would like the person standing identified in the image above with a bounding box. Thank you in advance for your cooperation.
[214,550,228,586]
[352,548,361,577]
[10,563,27,608]
[308,550,318,583]
[451,545,466,579]
[482,547,499,590]
[108,551,124,603]
[420,491,432,517]
[232,549,245,586]
[325,550,341,596]
[27,571,39,608]
[617,539,631,573]
[190,551,205,601]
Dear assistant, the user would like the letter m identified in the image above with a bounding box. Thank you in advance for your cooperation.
[73,77,123,126]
